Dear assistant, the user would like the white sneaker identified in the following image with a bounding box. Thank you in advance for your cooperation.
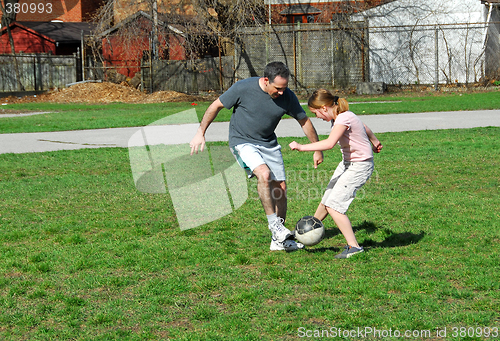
[270,238,305,252]
[268,218,293,243]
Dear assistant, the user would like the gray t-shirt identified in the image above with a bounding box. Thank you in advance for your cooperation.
[219,77,307,148]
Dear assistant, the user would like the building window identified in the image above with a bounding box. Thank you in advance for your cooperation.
[281,5,321,24]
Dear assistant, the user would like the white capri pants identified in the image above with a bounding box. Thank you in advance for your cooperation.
[321,159,374,214]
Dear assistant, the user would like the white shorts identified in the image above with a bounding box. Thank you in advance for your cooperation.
[321,160,374,214]
[230,144,286,181]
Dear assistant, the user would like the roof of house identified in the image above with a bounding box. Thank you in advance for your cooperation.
[11,22,96,43]
[98,11,191,38]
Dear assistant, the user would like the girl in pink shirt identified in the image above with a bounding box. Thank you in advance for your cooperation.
[289,89,382,258]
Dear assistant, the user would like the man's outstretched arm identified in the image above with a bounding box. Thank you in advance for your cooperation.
[297,117,324,168]
[190,98,225,155]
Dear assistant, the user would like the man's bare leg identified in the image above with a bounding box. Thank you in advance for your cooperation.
[270,180,287,221]
[253,164,275,215]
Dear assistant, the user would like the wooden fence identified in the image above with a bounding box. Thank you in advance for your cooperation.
[83,55,234,94]
[142,56,235,94]
[0,53,80,92]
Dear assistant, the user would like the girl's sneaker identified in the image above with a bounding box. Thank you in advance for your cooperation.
[335,245,364,258]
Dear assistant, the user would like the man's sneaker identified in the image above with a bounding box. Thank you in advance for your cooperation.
[270,238,305,252]
[335,245,364,259]
[268,218,293,243]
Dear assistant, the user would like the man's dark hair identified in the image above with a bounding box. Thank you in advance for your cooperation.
[264,61,290,83]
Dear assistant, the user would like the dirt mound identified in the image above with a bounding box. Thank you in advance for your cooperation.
[1,82,217,104]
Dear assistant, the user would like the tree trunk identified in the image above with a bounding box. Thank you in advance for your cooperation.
[1,0,25,91]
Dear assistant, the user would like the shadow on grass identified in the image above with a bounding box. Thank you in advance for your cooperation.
[362,231,425,249]
[306,220,425,253]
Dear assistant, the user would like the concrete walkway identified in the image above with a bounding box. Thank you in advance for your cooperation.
[1,110,499,154]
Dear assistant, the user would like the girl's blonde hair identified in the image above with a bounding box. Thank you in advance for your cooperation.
[307,88,349,114]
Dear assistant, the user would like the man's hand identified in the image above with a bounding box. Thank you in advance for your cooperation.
[290,142,323,169]
[297,117,324,169]
[189,98,224,155]
[190,132,206,155]
[313,150,324,169]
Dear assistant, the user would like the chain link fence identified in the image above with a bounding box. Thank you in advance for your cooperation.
[368,23,490,86]
[5,22,493,95]
[234,23,366,90]
[235,21,499,92]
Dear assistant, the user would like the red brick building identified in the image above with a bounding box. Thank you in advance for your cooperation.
[0,0,103,23]
[112,0,196,23]
[99,11,181,78]
[98,10,210,78]
[268,0,394,24]
[0,21,95,54]
[0,0,102,55]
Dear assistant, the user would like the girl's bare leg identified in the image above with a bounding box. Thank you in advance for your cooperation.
[325,206,359,248]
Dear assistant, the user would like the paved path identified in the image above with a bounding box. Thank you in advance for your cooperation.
[1,110,499,154]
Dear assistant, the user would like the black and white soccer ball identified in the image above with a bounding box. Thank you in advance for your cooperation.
[294,216,325,246]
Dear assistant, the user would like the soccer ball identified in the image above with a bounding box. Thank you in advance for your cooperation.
[294,216,325,246]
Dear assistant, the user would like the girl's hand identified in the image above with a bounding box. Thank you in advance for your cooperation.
[289,141,301,151]
[373,142,383,153]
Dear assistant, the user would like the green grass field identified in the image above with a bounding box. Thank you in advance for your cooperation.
[1,92,499,340]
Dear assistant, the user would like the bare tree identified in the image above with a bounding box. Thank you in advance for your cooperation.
[85,0,268,88]
[439,26,453,84]
[1,0,17,26]
[89,0,266,60]
[0,0,25,91]
[353,0,486,85]
[193,0,266,36]
[87,0,170,82]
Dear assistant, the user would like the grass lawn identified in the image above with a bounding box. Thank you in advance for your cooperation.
[1,90,499,133]
[1,125,499,339]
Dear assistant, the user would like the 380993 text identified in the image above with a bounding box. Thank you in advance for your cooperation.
[5,1,52,14]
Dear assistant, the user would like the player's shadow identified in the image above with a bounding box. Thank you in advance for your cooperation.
[362,231,425,249]
[305,220,425,253]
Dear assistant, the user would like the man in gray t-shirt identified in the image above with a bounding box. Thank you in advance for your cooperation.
[190,62,323,252]
[222,76,307,149]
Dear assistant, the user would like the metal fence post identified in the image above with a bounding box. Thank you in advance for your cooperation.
[266,23,270,65]
[330,22,335,87]
[435,26,439,91]
[33,55,37,91]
